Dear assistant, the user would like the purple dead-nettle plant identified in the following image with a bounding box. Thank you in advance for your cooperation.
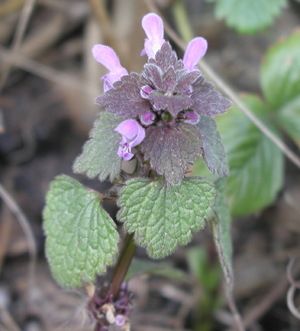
[94,13,231,185]
[43,12,232,331]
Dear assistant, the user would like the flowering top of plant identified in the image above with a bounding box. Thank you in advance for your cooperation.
[44,13,235,306]
[92,13,231,185]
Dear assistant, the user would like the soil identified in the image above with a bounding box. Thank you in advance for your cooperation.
[1,1,300,330]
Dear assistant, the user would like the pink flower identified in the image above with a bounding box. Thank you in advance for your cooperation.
[92,45,128,91]
[115,315,126,326]
[141,13,165,59]
[115,119,146,161]
[183,37,208,70]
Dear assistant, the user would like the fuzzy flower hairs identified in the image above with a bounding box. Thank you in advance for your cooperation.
[92,13,231,185]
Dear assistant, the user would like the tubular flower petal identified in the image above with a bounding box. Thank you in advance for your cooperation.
[141,13,165,59]
[115,119,146,161]
[92,44,128,91]
[94,13,232,184]
[183,37,208,70]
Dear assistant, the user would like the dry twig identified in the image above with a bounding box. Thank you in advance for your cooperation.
[0,206,13,271]
[0,182,37,290]
[0,45,97,97]
[0,307,21,331]
[0,0,37,92]
[87,0,115,47]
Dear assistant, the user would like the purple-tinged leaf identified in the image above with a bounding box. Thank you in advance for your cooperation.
[149,92,193,117]
[174,70,201,94]
[191,77,232,116]
[141,123,202,185]
[161,67,177,92]
[149,42,183,73]
[96,73,151,118]
[196,115,228,177]
[142,64,164,90]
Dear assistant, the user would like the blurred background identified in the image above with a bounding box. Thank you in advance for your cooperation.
[1,0,300,330]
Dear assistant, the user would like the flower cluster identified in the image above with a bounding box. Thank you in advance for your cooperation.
[93,13,231,185]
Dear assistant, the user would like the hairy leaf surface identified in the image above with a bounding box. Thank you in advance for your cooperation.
[191,77,232,116]
[211,178,233,290]
[117,177,216,258]
[149,42,182,73]
[196,115,228,177]
[43,175,119,288]
[73,113,122,182]
[97,73,150,118]
[149,92,193,117]
[142,123,202,185]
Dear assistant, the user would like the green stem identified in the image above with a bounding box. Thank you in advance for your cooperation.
[172,0,194,43]
[110,233,136,299]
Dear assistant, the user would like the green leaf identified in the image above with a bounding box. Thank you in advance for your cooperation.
[207,0,286,34]
[277,96,300,147]
[126,259,188,282]
[196,115,228,177]
[211,178,233,291]
[261,31,300,110]
[43,175,119,288]
[217,95,284,216]
[117,177,216,259]
[73,113,123,182]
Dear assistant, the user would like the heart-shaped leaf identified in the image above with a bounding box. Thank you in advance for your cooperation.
[43,175,119,288]
[73,113,123,182]
[117,177,216,258]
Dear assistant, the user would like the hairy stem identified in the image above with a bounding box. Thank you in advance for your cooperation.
[110,233,136,299]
